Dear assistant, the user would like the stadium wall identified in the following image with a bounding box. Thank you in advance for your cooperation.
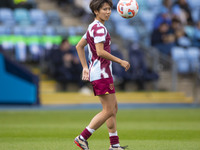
[0,53,39,105]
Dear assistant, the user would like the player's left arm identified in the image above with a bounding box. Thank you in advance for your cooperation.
[95,42,130,71]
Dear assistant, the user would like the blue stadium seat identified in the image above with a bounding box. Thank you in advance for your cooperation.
[23,26,43,36]
[13,25,43,36]
[188,0,200,9]
[55,26,68,36]
[115,24,139,41]
[46,10,61,25]
[147,0,162,8]
[68,26,78,36]
[68,26,85,36]
[13,25,24,35]
[14,8,30,25]
[187,47,200,72]
[44,26,56,35]
[184,25,195,39]
[171,47,190,74]
[139,10,156,32]
[30,9,47,26]
[137,0,148,11]
[171,47,186,60]
[0,25,12,35]
[191,7,200,22]
[0,8,15,26]
[75,26,85,35]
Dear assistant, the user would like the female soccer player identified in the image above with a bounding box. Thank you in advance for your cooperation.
[74,0,130,150]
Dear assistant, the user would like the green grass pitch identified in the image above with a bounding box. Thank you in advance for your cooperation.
[0,108,200,150]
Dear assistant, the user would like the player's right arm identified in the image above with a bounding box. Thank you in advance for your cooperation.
[76,38,89,81]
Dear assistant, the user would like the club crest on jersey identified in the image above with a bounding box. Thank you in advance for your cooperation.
[109,83,114,90]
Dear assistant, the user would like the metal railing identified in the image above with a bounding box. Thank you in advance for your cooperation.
[144,46,200,104]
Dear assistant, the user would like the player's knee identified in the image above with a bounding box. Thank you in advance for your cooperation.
[111,107,118,116]
[105,108,115,118]
[112,104,118,115]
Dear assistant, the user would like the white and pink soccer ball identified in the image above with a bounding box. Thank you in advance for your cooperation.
[117,0,139,19]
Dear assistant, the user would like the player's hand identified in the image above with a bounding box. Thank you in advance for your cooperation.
[82,68,89,81]
[120,60,130,71]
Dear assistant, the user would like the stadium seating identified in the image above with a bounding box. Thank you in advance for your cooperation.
[23,25,43,36]
[13,25,24,35]
[171,47,190,74]
[171,46,200,74]
[184,25,195,39]
[171,47,187,61]
[13,25,43,36]
[0,8,15,25]
[191,8,200,22]
[0,0,197,79]
[46,10,61,25]
[188,0,200,9]
[137,0,148,11]
[0,5,71,63]
[146,0,162,10]
[0,25,12,35]
[115,23,139,42]
[139,9,156,32]
[54,25,68,37]
[29,9,47,26]
[44,25,56,36]
[187,47,200,72]
[67,26,85,36]
[14,8,30,25]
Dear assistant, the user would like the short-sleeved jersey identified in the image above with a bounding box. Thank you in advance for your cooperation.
[83,20,113,82]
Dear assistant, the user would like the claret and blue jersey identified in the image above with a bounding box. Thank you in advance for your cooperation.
[83,20,113,82]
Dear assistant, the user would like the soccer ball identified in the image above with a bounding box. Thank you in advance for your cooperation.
[117,0,139,19]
